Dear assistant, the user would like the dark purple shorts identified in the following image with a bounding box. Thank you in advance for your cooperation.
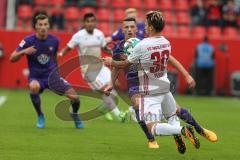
[29,72,71,95]
[127,73,139,99]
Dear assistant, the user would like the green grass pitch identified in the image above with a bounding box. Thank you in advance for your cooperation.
[0,89,240,160]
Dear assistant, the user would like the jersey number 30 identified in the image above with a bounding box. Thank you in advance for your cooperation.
[150,50,170,73]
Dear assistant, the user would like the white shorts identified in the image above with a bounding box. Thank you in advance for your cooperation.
[83,66,111,90]
[139,92,177,123]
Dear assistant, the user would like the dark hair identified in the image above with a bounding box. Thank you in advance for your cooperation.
[33,13,50,28]
[203,36,209,42]
[146,11,165,32]
[83,13,96,21]
[123,17,136,23]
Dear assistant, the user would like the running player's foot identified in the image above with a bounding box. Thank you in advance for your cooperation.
[71,113,83,129]
[174,134,186,154]
[182,125,200,149]
[119,111,129,123]
[37,115,45,129]
[148,140,159,149]
[200,128,217,142]
[105,113,113,121]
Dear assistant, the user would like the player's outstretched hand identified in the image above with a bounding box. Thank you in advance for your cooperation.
[24,46,37,55]
[185,75,196,89]
[103,83,113,96]
[57,52,64,57]
[102,57,112,66]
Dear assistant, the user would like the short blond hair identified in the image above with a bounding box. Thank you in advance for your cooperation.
[125,8,137,16]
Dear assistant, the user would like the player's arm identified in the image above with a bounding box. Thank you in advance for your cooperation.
[58,46,73,57]
[169,55,196,88]
[58,34,78,57]
[10,46,36,62]
[103,57,132,69]
[102,45,113,55]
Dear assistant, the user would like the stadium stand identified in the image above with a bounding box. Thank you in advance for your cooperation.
[5,0,240,37]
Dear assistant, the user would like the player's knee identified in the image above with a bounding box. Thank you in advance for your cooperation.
[176,104,181,114]
[65,88,79,101]
[29,81,40,94]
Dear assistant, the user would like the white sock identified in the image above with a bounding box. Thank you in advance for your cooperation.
[102,94,121,118]
[152,123,182,136]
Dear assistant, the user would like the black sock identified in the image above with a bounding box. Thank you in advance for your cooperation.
[177,108,203,134]
[30,94,43,116]
[71,99,80,114]
[135,109,155,141]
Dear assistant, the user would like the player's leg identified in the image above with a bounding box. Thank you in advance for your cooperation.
[29,79,45,128]
[48,73,83,129]
[64,87,83,129]
[131,94,159,149]
[176,105,217,142]
[89,66,125,122]
[161,92,200,149]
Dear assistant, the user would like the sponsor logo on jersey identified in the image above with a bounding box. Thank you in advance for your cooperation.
[19,40,26,47]
[37,54,50,64]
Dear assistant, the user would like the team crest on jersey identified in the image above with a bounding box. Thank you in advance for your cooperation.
[49,46,54,51]
[37,54,50,64]
[19,40,26,47]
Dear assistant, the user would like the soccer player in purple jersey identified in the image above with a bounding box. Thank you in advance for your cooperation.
[105,17,217,152]
[10,14,83,129]
[106,8,145,42]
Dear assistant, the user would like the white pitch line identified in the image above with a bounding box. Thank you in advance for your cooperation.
[0,96,7,107]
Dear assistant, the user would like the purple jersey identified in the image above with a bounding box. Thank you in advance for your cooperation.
[111,22,145,41]
[112,40,139,98]
[16,34,71,95]
[16,34,59,78]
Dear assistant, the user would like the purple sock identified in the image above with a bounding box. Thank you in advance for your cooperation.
[177,108,203,134]
[30,94,43,116]
[71,99,80,114]
[135,109,155,141]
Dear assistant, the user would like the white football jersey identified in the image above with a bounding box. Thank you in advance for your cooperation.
[128,36,171,95]
[67,28,106,74]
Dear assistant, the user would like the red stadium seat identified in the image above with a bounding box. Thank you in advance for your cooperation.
[162,25,176,37]
[129,0,142,8]
[97,22,111,36]
[18,5,32,19]
[65,7,79,21]
[175,0,189,11]
[96,0,111,7]
[159,0,173,10]
[176,11,190,25]
[143,0,158,10]
[49,0,64,6]
[96,8,111,21]
[176,25,191,36]
[16,19,32,30]
[162,11,174,24]
[34,0,48,6]
[190,0,198,7]
[191,26,206,37]
[81,7,96,19]
[111,0,127,8]
[207,26,222,38]
[223,27,239,38]
[64,21,80,32]
[113,9,125,22]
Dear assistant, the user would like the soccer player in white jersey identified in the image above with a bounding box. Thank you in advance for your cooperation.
[58,13,126,122]
[104,11,201,148]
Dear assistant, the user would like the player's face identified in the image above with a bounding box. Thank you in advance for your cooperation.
[84,17,96,34]
[144,21,152,36]
[35,18,50,37]
[122,21,137,40]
